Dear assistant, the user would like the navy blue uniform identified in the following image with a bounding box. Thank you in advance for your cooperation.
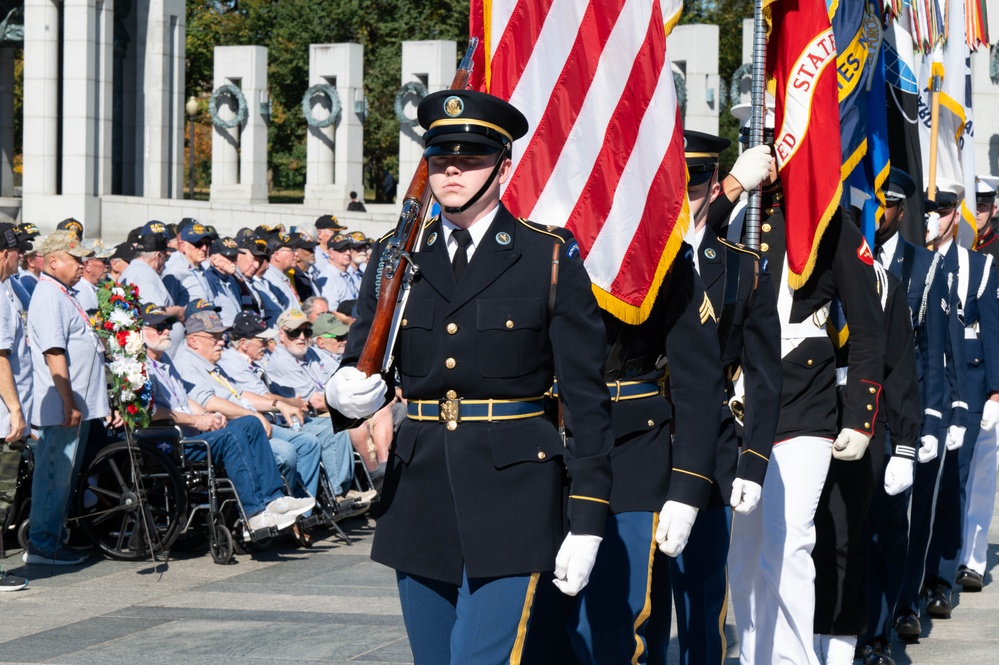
[924,246,999,591]
[863,232,948,646]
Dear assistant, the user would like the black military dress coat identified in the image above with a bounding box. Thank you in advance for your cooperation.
[758,207,885,440]
[336,204,614,586]
[593,247,724,514]
[699,228,782,503]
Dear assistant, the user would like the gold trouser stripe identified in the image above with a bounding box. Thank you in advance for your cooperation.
[568,495,610,505]
[632,512,660,665]
[509,572,540,665]
[717,566,729,665]
[742,448,770,462]
[673,468,714,484]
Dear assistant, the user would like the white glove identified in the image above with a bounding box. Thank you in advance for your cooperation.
[945,425,966,451]
[655,500,698,557]
[917,434,939,463]
[883,455,915,495]
[925,211,941,242]
[981,400,999,430]
[831,428,871,461]
[728,144,774,192]
[730,478,763,515]
[324,366,388,420]
[552,532,602,596]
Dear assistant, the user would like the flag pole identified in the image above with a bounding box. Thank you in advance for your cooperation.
[926,69,942,201]
[743,0,768,251]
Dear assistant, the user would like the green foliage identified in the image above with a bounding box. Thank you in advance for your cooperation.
[679,0,753,172]
[186,0,467,196]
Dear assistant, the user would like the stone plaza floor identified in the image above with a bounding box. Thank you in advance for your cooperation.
[2,508,999,664]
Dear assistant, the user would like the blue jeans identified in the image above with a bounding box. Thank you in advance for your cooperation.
[184,415,285,517]
[303,417,354,495]
[29,420,92,554]
[271,425,321,500]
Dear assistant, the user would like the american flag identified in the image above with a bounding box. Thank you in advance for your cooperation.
[469,0,690,324]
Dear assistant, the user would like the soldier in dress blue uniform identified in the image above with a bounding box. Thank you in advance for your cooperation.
[973,177,999,260]
[325,89,615,665]
[920,180,999,621]
[858,168,950,664]
[724,158,885,665]
[647,131,780,665]
[958,175,999,594]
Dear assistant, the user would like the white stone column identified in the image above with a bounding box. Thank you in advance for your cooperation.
[972,0,999,177]
[667,25,720,134]
[135,0,185,198]
[0,48,15,197]
[304,43,364,211]
[398,40,456,200]
[210,45,268,204]
[22,0,60,201]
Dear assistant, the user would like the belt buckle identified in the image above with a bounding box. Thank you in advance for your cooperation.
[439,396,461,430]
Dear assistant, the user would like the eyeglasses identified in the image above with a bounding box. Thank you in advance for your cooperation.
[283,327,312,339]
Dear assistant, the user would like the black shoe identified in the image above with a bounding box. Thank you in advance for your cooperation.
[894,611,921,641]
[926,583,953,618]
[863,643,895,665]
[957,566,984,591]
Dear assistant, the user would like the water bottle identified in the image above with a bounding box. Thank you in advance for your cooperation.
[290,415,302,432]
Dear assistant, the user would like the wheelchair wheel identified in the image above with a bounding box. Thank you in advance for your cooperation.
[16,517,29,551]
[75,441,187,561]
[209,517,234,565]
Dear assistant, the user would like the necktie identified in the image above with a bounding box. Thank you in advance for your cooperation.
[452,229,473,281]
[874,245,884,267]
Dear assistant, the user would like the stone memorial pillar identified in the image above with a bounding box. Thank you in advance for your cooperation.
[304,43,364,211]
[667,24,720,134]
[210,45,268,204]
[397,40,456,202]
[0,48,15,197]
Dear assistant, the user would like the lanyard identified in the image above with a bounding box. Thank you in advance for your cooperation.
[149,359,192,414]
[39,274,92,328]
[210,367,255,410]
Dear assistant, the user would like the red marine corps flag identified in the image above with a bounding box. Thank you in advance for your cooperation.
[469,0,689,323]
[769,0,843,287]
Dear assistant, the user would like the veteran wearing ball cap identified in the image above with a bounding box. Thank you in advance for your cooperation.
[325,88,614,664]
[23,231,108,566]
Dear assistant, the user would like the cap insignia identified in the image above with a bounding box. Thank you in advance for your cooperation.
[444,96,464,118]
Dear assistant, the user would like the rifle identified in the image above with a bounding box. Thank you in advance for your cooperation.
[356,38,478,377]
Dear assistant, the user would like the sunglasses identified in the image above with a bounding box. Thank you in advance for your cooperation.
[284,327,312,339]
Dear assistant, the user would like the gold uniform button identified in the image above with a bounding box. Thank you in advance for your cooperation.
[446,390,457,400]
[762,222,772,232]
[867,404,873,411]
[401,318,408,327]
[868,386,876,394]
[864,422,871,429]
[446,323,458,335]
[806,359,814,366]
[537,451,547,460]
[648,419,655,427]
[445,358,456,370]
[446,421,458,431]
[765,208,774,216]
[761,242,770,252]
[506,320,514,329]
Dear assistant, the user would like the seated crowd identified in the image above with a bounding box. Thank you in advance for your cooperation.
[0,215,393,590]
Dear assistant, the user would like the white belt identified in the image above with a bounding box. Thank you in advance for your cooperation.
[965,326,980,340]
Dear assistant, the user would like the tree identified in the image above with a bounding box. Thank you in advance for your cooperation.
[679,0,753,171]
[185,0,467,196]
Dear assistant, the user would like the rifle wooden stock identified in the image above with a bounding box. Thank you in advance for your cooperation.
[356,38,478,377]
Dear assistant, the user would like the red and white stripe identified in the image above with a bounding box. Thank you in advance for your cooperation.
[471,0,689,323]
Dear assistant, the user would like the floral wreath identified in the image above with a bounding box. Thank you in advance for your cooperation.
[91,282,154,430]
